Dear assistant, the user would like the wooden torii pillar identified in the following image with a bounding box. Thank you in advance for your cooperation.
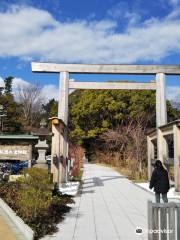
[156,73,168,162]
[50,117,68,184]
[32,63,180,185]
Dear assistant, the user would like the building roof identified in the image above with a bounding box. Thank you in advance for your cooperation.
[31,127,52,136]
[0,135,39,140]
[147,119,180,137]
[159,119,180,130]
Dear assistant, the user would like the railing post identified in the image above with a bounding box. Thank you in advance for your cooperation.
[148,201,153,240]
[148,202,180,240]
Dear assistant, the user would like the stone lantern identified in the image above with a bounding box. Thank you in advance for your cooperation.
[34,119,50,169]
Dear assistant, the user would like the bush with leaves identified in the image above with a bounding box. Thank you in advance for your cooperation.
[0,168,74,239]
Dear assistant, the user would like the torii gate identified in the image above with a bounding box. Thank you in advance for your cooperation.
[31,63,180,185]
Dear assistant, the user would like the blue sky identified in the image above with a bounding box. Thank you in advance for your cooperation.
[0,0,180,102]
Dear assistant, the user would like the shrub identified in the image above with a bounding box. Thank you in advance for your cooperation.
[72,168,83,182]
[0,168,74,239]
[16,168,52,222]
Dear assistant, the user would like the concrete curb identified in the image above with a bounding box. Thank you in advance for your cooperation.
[132,181,154,195]
[133,182,180,202]
[0,198,34,240]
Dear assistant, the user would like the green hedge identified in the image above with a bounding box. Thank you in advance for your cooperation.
[0,168,74,239]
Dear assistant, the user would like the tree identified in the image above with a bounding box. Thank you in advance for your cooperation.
[69,89,179,143]
[17,84,43,128]
[167,100,180,122]
[98,116,148,178]
[42,99,58,119]
[41,99,58,129]
[69,89,157,142]
[0,77,22,133]
[68,88,180,175]
[4,76,13,95]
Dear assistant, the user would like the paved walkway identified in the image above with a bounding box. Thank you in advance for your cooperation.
[0,216,17,240]
[43,163,154,240]
[0,201,26,240]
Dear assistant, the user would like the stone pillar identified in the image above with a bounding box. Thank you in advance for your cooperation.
[58,72,69,184]
[156,73,167,161]
[147,136,154,181]
[28,144,32,168]
[173,124,180,192]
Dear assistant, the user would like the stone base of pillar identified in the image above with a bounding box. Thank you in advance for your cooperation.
[34,163,48,170]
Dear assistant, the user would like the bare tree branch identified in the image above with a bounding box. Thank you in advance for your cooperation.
[16,83,44,127]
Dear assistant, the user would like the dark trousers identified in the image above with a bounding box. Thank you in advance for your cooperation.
[155,192,168,203]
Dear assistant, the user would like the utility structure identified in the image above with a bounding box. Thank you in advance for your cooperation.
[31,63,180,185]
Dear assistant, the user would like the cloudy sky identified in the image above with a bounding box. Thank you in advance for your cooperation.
[0,0,180,102]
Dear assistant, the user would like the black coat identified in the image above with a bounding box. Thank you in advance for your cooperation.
[149,167,170,194]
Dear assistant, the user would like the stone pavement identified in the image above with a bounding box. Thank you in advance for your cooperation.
[43,163,155,240]
[0,216,17,240]
[0,202,26,240]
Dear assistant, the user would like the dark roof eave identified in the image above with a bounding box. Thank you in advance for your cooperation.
[159,119,180,130]
[0,135,39,140]
[147,119,180,136]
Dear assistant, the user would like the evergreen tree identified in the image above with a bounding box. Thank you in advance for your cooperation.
[4,76,13,95]
[0,76,22,133]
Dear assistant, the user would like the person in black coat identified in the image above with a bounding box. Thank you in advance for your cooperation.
[149,160,170,203]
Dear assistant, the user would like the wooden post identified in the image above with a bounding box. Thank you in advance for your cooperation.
[58,72,69,184]
[157,129,168,163]
[147,137,155,180]
[51,118,61,183]
[173,124,180,192]
[58,72,69,123]
[59,126,68,183]
[156,73,167,161]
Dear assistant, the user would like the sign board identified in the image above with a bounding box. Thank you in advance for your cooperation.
[0,145,31,161]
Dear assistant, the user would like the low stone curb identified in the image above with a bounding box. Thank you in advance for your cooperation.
[0,198,34,240]
[132,182,154,195]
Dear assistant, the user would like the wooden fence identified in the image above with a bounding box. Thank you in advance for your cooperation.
[148,201,180,240]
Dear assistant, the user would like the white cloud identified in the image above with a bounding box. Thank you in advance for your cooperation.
[107,2,141,26]
[12,77,31,99]
[13,77,31,88]
[0,77,5,88]
[40,84,59,101]
[0,6,180,63]
[0,76,73,102]
[168,0,180,7]
[167,86,180,101]
[12,78,59,102]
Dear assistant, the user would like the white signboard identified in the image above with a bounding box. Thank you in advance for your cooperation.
[0,145,30,161]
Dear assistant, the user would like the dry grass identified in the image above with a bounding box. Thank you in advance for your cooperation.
[95,162,147,183]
